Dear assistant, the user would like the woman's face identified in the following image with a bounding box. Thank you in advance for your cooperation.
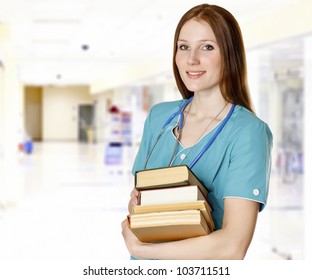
[175,18,222,94]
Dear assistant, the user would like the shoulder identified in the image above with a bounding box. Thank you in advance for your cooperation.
[150,99,184,115]
[226,105,273,148]
[232,106,266,126]
[232,106,272,135]
[147,99,186,127]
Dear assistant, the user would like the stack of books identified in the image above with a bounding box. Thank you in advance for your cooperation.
[128,165,215,242]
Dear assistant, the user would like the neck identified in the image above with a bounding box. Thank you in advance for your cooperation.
[187,92,229,119]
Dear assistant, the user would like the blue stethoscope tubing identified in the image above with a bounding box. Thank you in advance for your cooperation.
[162,97,193,130]
[189,101,235,169]
[143,97,235,170]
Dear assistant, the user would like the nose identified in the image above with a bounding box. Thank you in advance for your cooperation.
[187,49,200,65]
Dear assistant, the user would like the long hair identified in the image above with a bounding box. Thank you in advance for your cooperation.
[173,4,254,113]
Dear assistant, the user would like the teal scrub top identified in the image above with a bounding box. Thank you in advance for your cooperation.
[132,99,273,230]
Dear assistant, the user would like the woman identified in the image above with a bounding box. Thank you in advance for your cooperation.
[121,3,272,259]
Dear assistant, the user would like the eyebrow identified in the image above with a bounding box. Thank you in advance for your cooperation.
[177,39,216,43]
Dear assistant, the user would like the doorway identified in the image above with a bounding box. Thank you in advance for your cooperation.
[78,104,95,142]
[24,86,43,141]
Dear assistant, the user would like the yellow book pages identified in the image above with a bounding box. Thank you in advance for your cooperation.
[130,209,200,224]
[133,200,215,231]
[129,210,210,242]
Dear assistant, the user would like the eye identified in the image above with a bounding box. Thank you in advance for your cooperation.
[202,44,214,51]
[178,44,189,51]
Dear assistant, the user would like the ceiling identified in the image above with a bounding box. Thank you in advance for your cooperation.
[0,0,300,88]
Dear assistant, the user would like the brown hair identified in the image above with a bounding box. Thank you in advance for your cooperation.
[173,4,254,113]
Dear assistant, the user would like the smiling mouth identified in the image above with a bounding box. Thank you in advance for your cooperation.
[186,71,206,78]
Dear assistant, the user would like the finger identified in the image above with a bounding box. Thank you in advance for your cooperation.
[128,198,137,213]
[130,188,139,199]
[131,189,139,204]
[121,218,128,230]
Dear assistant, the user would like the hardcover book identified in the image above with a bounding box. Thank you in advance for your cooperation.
[135,165,206,194]
[128,209,211,242]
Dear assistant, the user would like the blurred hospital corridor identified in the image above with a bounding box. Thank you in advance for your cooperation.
[0,141,304,260]
[0,142,132,260]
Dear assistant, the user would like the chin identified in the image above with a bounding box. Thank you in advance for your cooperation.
[185,86,206,93]
[185,83,219,94]
[183,84,202,92]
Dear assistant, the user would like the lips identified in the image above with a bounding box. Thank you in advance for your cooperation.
[186,71,206,78]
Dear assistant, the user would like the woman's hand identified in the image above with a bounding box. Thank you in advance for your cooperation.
[122,188,144,258]
[121,218,143,258]
[128,188,139,214]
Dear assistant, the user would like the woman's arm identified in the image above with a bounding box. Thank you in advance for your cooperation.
[122,197,259,260]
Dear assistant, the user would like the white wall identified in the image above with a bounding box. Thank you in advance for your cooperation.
[0,23,24,159]
[242,0,312,48]
[42,86,93,141]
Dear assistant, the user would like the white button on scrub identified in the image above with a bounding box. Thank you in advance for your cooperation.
[180,153,186,160]
[253,188,260,196]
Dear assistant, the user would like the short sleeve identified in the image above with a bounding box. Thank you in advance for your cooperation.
[131,100,184,175]
[223,121,273,211]
[131,111,153,175]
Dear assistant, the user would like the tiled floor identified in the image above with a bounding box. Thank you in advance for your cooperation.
[0,142,304,260]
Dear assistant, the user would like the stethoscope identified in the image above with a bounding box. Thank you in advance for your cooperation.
[143,97,235,170]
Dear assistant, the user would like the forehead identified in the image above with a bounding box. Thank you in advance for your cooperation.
[178,18,216,41]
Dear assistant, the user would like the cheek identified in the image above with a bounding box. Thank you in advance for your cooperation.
[206,57,222,78]
[204,54,220,66]
[175,55,185,78]
[214,59,222,77]
[211,55,222,69]
[175,54,182,69]
[175,51,188,66]
[176,54,191,77]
